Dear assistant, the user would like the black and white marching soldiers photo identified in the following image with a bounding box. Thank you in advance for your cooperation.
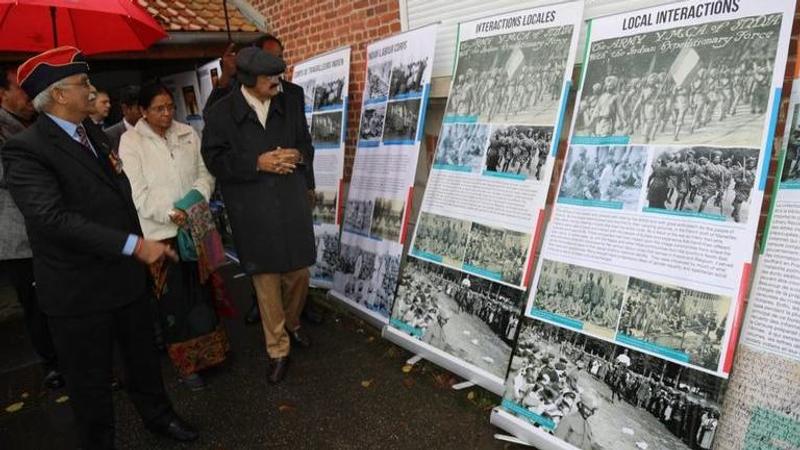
[433,123,489,173]
[343,198,373,235]
[311,111,343,147]
[644,146,759,223]
[311,226,340,282]
[559,145,647,210]
[463,222,529,286]
[392,258,524,378]
[296,78,316,109]
[365,60,392,101]
[412,212,470,265]
[532,260,628,338]
[383,98,421,143]
[388,58,428,98]
[369,197,404,242]
[312,190,337,224]
[618,277,730,372]
[504,319,726,450]
[313,77,346,110]
[334,241,402,316]
[576,13,782,147]
[781,104,800,183]
[446,25,574,124]
[359,104,386,142]
[484,126,552,180]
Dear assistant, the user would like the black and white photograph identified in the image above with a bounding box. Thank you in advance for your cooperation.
[559,145,647,210]
[445,25,574,124]
[532,260,628,338]
[369,197,404,242]
[310,226,340,282]
[576,14,782,146]
[388,58,428,98]
[781,103,800,183]
[334,242,402,316]
[463,222,529,286]
[343,198,373,235]
[312,190,337,224]
[484,126,552,180]
[504,319,726,450]
[383,98,420,143]
[313,77,346,110]
[412,212,470,265]
[433,123,489,172]
[392,258,524,378]
[311,111,343,147]
[645,147,760,223]
[365,60,392,101]
[359,104,386,142]
[296,78,316,109]
[618,277,731,371]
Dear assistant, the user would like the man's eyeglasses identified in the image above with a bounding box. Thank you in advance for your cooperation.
[59,78,92,89]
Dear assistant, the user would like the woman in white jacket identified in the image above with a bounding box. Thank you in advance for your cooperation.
[119,83,228,391]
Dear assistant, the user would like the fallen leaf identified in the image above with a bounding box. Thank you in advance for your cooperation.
[55,396,69,404]
[401,364,413,373]
[467,391,476,400]
[367,336,375,342]
[278,404,295,412]
[361,379,372,388]
[402,378,415,388]
[20,393,29,399]
[5,402,24,413]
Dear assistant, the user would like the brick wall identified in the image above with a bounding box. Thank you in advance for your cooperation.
[250,0,402,180]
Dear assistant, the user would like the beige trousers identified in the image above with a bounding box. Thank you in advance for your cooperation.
[251,268,309,358]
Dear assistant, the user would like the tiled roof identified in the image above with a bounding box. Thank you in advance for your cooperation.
[137,0,259,32]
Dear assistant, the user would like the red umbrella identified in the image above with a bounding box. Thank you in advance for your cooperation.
[0,0,167,55]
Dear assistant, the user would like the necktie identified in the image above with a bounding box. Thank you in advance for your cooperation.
[75,125,96,157]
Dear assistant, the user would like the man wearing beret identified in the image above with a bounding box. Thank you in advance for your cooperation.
[202,47,315,384]
[2,47,197,448]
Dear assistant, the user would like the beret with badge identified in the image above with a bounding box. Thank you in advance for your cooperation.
[17,46,89,99]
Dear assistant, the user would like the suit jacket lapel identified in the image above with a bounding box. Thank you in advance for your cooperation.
[38,115,121,192]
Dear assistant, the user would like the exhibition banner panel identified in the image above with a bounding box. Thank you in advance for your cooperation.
[161,70,204,135]
[714,65,800,450]
[498,1,796,449]
[197,59,222,112]
[292,47,352,287]
[388,1,584,384]
[330,24,438,321]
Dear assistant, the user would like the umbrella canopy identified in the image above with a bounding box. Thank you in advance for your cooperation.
[0,0,167,55]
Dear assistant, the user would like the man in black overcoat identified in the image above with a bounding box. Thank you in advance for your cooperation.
[2,46,197,449]
[202,48,315,384]
[205,33,322,326]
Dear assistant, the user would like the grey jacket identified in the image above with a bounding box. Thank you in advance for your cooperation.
[0,107,32,260]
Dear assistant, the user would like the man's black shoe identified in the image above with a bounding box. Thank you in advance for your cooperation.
[149,417,199,442]
[245,296,261,325]
[302,302,324,324]
[288,328,311,348]
[268,357,289,384]
[43,370,65,389]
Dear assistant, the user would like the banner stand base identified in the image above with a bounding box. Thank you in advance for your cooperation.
[489,408,576,450]
[327,290,388,329]
[309,280,333,290]
[382,325,505,396]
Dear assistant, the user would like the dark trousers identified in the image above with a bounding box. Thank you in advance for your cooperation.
[48,296,174,449]
[2,258,57,370]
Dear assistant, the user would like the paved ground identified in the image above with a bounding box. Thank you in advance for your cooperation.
[0,264,526,449]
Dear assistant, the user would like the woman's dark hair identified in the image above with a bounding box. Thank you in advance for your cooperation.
[137,82,173,109]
